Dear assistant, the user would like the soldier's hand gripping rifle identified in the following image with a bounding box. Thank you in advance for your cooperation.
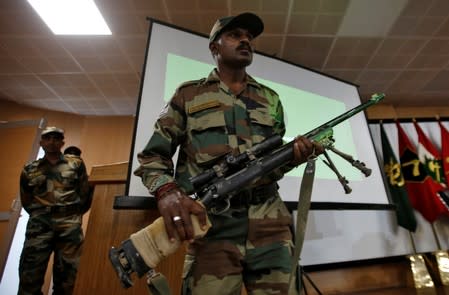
[108,93,385,290]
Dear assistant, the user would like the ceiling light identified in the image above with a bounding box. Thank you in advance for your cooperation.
[27,0,112,35]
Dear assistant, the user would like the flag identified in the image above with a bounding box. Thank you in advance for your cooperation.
[438,120,449,206]
[381,124,417,231]
[414,120,449,208]
[438,120,449,182]
[397,121,449,223]
[413,120,446,187]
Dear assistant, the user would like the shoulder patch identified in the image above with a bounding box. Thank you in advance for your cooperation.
[259,83,279,97]
[177,78,206,91]
[25,159,41,169]
[64,154,79,158]
[65,155,82,166]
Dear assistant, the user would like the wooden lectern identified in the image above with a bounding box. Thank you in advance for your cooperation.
[73,162,186,295]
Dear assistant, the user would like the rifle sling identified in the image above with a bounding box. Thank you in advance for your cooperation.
[289,158,316,293]
[146,271,172,295]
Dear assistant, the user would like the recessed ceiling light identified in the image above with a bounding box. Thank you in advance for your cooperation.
[27,0,112,35]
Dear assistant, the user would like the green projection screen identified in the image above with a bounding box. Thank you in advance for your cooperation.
[127,20,389,206]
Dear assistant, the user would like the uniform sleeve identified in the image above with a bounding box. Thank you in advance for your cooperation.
[265,93,298,177]
[133,91,187,195]
[19,168,33,213]
[272,95,286,138]
[275,99,298,175]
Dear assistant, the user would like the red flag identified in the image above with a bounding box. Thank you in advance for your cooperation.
[413,121,446,187]
[439,120,449,182]
[397,121,449,223]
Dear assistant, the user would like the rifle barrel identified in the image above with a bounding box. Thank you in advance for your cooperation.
[304,93,384,139]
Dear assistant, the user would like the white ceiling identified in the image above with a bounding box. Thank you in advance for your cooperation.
[1,0,449,116]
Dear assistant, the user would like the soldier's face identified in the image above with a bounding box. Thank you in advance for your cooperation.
[212,27,255,68]
[40,133,64,153]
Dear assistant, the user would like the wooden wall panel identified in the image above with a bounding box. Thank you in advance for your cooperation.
[0,100,84,147]
[366,104,449,120]
[0,100,134,174]
[81,116,134,173]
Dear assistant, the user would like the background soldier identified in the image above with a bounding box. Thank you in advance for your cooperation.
[18,126,90,295]
[63,145,93,214]
[63,146,82,157]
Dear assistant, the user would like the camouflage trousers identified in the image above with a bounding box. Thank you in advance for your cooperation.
[18,213,84,295]
[182,195,299,295]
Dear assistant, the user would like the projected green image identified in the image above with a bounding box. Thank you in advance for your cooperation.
[164,53,362,180]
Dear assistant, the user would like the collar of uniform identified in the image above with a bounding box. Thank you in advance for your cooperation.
[39,153,67,166]
[205,69,261,89]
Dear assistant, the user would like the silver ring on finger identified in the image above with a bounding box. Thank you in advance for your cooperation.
[173,216,182,222]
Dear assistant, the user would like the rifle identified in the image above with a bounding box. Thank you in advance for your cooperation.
[191,93,385,208]
[109,93,385,290]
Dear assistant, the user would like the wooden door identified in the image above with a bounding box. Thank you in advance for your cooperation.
[0,120,43,279]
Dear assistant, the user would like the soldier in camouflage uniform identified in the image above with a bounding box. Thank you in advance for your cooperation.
[133,13,320,294]
[18,127,90,295]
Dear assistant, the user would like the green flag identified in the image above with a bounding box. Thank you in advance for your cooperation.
[381,123,417,232]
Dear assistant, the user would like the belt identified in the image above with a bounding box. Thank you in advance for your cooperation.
[31,204,81,217]
[229,182,279,207]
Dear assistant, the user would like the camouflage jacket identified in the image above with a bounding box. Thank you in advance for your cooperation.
[20,153,90,213]
[134,69,294,195]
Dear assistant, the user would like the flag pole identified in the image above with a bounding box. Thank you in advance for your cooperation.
[408,231,417,254]
[406,231,435,289]
[435,117,449,285]
[430,222,449,286]
[430,223,442,250]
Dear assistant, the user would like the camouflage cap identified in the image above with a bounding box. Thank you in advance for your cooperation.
[41,126,64,137]
[209,12,264,43]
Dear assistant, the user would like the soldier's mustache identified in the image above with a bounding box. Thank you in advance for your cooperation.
[237,44,252,52]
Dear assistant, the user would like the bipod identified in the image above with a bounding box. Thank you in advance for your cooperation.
[321,144,373,194]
